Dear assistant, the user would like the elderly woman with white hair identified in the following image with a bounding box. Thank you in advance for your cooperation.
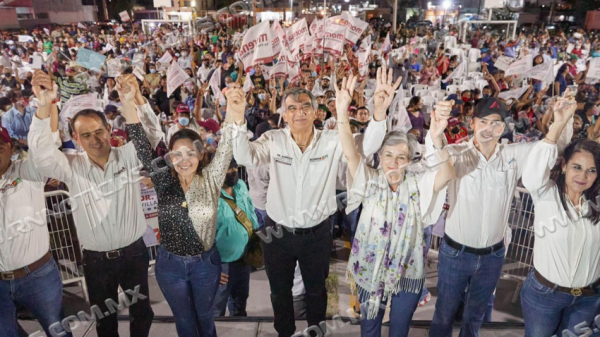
[336,72,456,337]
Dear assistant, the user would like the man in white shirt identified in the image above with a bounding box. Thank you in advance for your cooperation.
[0,126,71,337]
[232,69,399,336]
[323,98,338,130]
[177,47,193,72]
[198,57,214,84]
[28,72,162,337]
[427,97,572,336]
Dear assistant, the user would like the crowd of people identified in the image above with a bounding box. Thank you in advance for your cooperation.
[0,15,599,337]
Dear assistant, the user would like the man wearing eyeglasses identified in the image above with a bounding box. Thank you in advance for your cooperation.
[231,67,400,337]
[427,97,573,336]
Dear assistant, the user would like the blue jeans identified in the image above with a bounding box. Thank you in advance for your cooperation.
[430,237,505,337]
[0,258,72,337]
[521,270,600,337]
[212,259,251,317]
[359,286,421,337]
[255,208,267,230]
[155,245,221,337]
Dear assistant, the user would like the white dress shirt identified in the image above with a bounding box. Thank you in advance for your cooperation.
[247,164,269,210]
[198,65,214,83]
[424,127,571,248]
[0,160,50,271]
[232,121,386,228]
[425,134,538,248]
[523,141,600,288]
[27,102,163,252]
[177,55,193,71]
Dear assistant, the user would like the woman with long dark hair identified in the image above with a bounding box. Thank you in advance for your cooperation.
[520,97,600,337]
[118,77,247,337]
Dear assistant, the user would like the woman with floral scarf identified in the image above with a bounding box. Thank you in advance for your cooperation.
[335,71,456,337]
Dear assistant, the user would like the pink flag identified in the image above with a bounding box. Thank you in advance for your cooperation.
[339,11,369,45]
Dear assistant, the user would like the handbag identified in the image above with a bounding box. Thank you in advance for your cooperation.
[221,196,264,268]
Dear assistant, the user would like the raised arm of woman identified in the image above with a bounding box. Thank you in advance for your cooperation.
[335,75,361,178]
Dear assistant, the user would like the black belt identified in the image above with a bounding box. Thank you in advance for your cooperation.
[444,234,504,255]
[282,221,328,235]
[83,237,145,260]
[534,270,600,297]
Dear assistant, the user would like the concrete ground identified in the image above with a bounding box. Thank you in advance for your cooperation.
[18,240,525,336]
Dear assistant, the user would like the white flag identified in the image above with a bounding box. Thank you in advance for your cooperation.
[287,18,309,60]
[443,61,466,83]
[237,21,274,73]
[357,43,371,79]
[78,22,86,29]
[391,86,412,133]
[119,11,131,22]
[339,11,369,45]
[587,57,600,79]
[494,55,513,71]
[167,61,189,98]
[381,33,391,53]
[243,74,254,93]
[504,54,532,76]
[271,21,286,59]
[527,61,552,81]
[323,22,346,57]
[43,28,50,36]
[498,85,530,101]
[209,66,225,101]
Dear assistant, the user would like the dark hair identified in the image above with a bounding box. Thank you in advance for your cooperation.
[167,128,209,177]
[583,101,596,113]
[550,139,600,224]
[69,109,109,134]
[408,96,421,110]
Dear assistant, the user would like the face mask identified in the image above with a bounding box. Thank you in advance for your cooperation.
[226,83,231,88]
[121,49,127,54]
[224,171,239,187]
[461,96,470,103]
[150,69,156,74]
[451,126,460,134]
[11,153,19,161]
[482,94,490,98]
[204,61,210,67]
[175,53,180,57]
[219,98,227,106]
[249,68,256,76]
[258,93,266,100]
[178,117,190,126]
[182,52,187,56]
[4,73,10,78]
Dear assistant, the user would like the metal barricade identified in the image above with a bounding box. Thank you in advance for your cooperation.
[502,186,535,303]
[45,190,89,302]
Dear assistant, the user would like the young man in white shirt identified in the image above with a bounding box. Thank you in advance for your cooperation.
[427,96,573,336]
[28,72,162,337]
[0,126,71,337]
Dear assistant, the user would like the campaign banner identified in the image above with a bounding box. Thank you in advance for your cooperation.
[443,61,465,83]
[338,11,369,45]
[587,57,600,79]
[381,33,390,53]
[494,55,513,71]
[209,66,225,101]
[167,61,189,97]
[106,59,122,77]
[237,21,274,72]
[323,22,346,57]
[528,61,553,81]
[498,85,530,101]
[357,43,371,79]
[60,93,101,121]
[504,54,532,76]
[76,48,107,72]
[287,18,309,60]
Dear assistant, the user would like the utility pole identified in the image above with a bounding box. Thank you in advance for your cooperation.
[102,0,109,21]
[393,0,398,32]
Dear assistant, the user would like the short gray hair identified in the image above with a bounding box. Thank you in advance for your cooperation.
[377,131,421,160]
[281,87,318,113]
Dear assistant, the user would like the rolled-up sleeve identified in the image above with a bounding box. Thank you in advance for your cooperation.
[231,122,271,168]
[136,99,164,150]
[362,119,387,157]
[27,116,72,183]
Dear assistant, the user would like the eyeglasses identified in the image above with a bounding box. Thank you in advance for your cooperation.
[287,104,313,114]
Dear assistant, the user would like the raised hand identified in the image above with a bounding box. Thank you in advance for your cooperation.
[116,79,137,105]
[225,83,246,123]
[334,74,357,122]
[553,88,577,125]
[32,70,58,108]
[373,63,402,117]
[430,100,453,142]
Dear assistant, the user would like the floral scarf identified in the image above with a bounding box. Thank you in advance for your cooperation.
[346,166,425,320]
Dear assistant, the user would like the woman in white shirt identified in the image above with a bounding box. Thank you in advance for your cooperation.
[520,98,600,337]
[336,72,455,337]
